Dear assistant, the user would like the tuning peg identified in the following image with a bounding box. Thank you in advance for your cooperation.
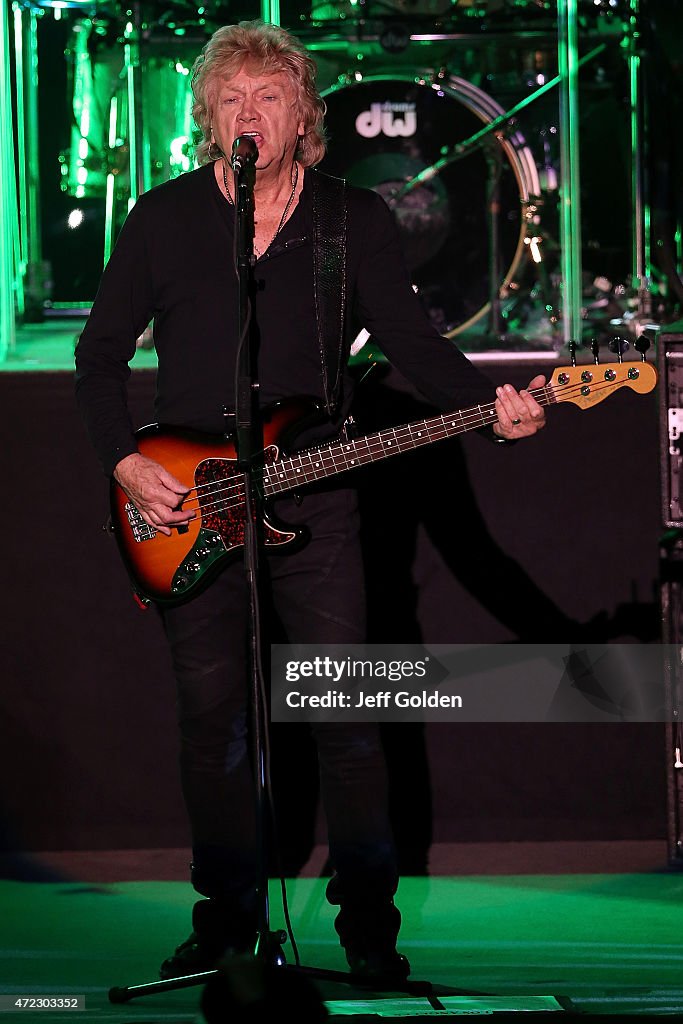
[568,340,577,367]
[634,332,652,361]
[590,337,600,364]
[608,335,630,363]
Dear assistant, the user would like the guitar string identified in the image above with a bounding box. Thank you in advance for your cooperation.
[169,375,639,518]
[168,386,545,511]
[175,380,554,502]
[152,375,634,522]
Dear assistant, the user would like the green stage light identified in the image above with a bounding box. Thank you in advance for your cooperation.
[557,0,583,350]
[1,0,20,355]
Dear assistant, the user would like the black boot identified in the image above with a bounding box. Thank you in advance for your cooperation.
[326,876,410,984]
[159,899,257,980]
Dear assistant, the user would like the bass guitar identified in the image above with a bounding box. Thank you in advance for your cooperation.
[109,361,657,605]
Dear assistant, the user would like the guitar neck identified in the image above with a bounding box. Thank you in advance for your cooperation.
[262,385,558,498]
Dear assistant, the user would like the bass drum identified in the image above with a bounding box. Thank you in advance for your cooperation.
[320,73,541,337]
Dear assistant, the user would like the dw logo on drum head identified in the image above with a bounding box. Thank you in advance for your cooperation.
[355,102,418,140]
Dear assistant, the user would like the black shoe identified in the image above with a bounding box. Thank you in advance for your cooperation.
[327,882,410,986]
[159,931,218,979]
[159,899,256,980]
[345,946,411,985]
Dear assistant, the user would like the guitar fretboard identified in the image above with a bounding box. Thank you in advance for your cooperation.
[262,385,557,497]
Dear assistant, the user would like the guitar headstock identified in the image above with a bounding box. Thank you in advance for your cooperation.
[548,361,658,409]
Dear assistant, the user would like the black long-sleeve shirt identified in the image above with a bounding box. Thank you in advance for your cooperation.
[75,162,496,476]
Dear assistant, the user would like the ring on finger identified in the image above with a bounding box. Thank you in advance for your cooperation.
[511,417,521,425]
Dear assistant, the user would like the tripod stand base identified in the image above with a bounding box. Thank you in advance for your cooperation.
[108,945,432,1004]
[109,968,219,1003]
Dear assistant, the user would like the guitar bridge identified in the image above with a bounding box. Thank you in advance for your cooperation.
[124,502,157,543]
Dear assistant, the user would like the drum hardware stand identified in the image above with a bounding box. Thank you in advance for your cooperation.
[480,135,527,346]
[479,134,555,346]
[389,42,607,204]
[484,139,503,340]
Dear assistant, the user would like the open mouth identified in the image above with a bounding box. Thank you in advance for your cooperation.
[238,132,263,146]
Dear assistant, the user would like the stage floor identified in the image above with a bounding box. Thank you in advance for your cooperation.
[2,843,682,1021]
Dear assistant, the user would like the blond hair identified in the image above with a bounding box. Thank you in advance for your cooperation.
[191,20,327,167]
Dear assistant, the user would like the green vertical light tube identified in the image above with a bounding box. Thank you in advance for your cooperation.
[1,0,19,355]
[629,14,642,286]
[140,63,151,195]
[103,95,118,266]
[124,35,139,204]
[557,0,583,350]
[14,4,42,314]
[13,4,27,279]
[123,11,146,206]
[260,1,281,26]
[26,8,42,266]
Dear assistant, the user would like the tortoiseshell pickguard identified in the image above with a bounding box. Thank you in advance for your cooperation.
[194,448,294,550]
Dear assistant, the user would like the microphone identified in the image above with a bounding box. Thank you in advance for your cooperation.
[231,135,258,173]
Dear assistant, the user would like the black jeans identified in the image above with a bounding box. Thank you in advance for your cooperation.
[160,487,399,920]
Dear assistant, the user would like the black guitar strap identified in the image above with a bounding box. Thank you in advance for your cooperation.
[311,170,348,419]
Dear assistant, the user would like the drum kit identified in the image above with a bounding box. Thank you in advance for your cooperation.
[16,0,640,344]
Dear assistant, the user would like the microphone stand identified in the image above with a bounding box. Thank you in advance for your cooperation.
[231,153,276,965]
[225,153,433,994]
